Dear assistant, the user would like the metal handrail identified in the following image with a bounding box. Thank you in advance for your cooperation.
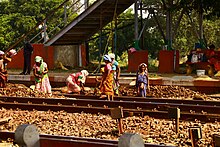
[29,30,43,43]
[5,0,70,52]
[6,0,97,52]
[46,0,81,31]
[45,0,84,41]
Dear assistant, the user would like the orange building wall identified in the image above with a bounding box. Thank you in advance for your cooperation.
[7,44,55,69]
[158,50,179,73]
[128,50,148,72]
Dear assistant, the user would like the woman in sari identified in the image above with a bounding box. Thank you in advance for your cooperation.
[108,53,120,96]
[136,63,149,97]
[3,49,17,83]
[0,51,7,88]
[66,70,89,93]
[99,55,114,99]
[33,56,52,95]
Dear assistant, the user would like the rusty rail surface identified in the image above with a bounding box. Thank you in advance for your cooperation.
[0,96,220,122]
[1,96,220,114]
[0,131,175,147]
[59,93,220,102]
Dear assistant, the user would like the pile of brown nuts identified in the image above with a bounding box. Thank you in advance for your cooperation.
[146,85,210,100]
[119,85,210,100]
[3,83,212,101]
[0,87,65,98]
[0,108,218,146]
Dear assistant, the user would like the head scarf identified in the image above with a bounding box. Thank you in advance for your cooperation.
[108,53,115,59]
[35,56,42,63]
[138,63,148,72]
[0,51,4,55]
[79,70,89,84]
[8,49,17,57]
[103,55,112,62]
[139,63,147,68]
[81,70,89,77]
[35,56,45,74]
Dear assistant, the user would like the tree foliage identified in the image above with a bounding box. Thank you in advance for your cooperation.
[0,0,65,50]
[88,8,135,61]
[0,0,220,63]
[140,0,220,57]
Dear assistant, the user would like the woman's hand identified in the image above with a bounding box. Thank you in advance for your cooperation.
[36,74,42,78]
[140,83,144,89]
[43,67,49,75]
[42,70,48,75]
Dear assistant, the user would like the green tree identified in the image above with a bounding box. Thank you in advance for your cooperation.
[88,8,135,62]
[141,0,220,58]
[0,0,71,50]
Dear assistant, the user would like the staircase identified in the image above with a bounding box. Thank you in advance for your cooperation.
[7,0,135,51]
[44,0,135,46]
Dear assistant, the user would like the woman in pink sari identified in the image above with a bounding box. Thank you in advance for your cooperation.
[66,70,89,93]
[33,56,52,95]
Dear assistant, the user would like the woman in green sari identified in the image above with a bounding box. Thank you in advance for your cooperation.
[33,56,52,95]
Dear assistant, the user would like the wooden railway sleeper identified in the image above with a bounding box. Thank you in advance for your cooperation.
[124,111,144,117]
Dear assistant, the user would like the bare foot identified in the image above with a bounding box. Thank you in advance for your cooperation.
[99,95,107,99]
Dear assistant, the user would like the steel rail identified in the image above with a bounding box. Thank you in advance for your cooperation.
[207,95,220,99]
[0,101,219,122]
[1,96,220,115]
[0,131,175,147]
[59,93,220,102]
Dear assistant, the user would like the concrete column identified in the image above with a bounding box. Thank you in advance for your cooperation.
[134,0,139,40]
[79,45,82,67]
[15,124,40,147]
[118,133,144,147]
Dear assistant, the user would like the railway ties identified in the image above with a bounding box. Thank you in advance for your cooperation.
[1,95,220,122]
[1,95,220,113]
[1,94,220,146]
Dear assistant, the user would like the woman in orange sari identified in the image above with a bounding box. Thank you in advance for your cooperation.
[99,55,114,98]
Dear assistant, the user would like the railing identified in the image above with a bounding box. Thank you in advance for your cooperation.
[7,0,97,52]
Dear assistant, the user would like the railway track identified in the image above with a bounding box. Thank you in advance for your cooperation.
[0,94,220,146]
[1,96,220,122]
[1,95,220,114]
[0,131,175,147]
[1,83,218,146]
[60,93,220,104]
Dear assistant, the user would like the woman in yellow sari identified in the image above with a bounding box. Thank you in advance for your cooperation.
[99,55,114,98]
